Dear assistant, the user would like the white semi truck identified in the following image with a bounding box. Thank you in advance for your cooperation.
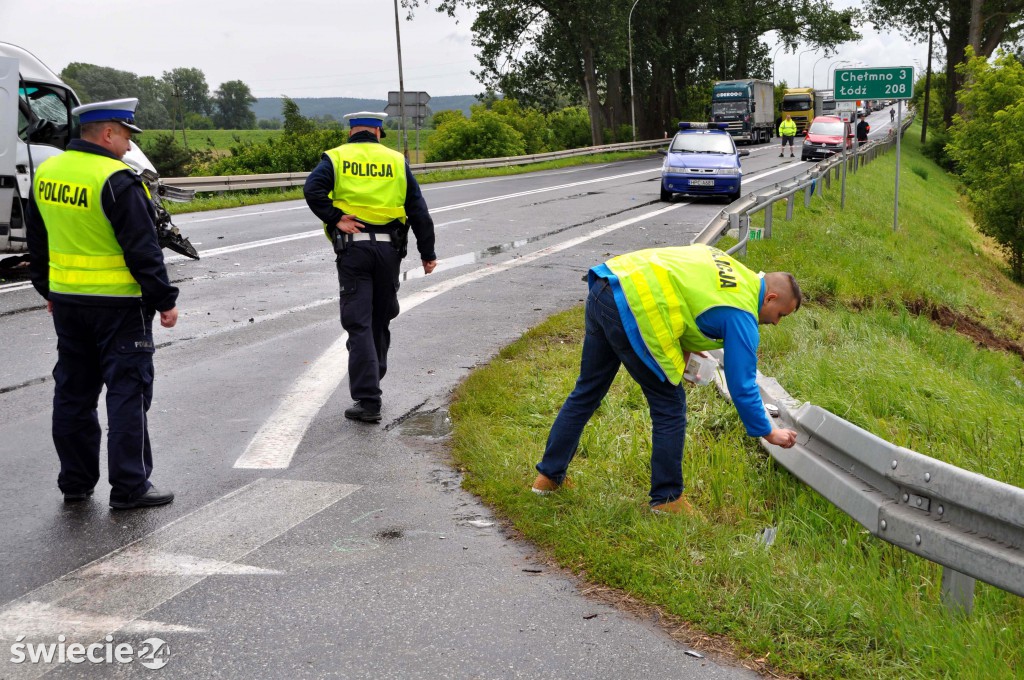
[0,43,197,276]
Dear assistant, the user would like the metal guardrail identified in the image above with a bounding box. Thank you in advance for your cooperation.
[698,112,1024,614]
[695,115,914,252]
[162,138,670,193]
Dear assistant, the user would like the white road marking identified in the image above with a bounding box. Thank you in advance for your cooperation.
[164,167,659,263]
[234,203,683,469]
[0,479,358,658]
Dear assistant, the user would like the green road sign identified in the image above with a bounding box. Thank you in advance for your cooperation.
[834,67,914,100]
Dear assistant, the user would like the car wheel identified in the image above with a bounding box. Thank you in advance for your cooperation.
[660,187,672,202]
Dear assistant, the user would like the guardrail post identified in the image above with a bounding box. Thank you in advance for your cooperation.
[764,203,773,239]
[786,193,795,220]
[941,567,975,616]
[804,183,813,207]
[731,212,747,256]
[824,170,831,190]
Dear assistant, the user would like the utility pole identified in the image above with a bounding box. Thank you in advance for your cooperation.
[393,0,409,159]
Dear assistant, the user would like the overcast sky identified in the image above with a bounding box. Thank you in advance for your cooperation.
[1,0,929,100]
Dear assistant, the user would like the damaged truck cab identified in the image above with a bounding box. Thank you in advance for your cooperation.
[0,43,197,274]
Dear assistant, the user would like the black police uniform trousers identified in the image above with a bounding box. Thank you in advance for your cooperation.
[51,301,155,502]
[336,239,402,408]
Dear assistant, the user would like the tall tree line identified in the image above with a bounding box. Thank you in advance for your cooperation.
[866,0,1024,127]
[419,0,858,144]
[60,64,257,130]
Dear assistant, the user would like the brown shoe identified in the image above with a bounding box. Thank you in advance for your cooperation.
[650,496,695,516]
[531,473,561,496]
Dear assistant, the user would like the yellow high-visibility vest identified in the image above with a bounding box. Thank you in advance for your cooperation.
[325,142,408,228]
[605,245,762,384]
[33,151,142,298]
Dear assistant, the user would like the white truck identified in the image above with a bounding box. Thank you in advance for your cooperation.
[0,43,197,276]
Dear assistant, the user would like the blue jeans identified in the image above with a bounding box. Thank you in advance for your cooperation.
[536,279,687,505]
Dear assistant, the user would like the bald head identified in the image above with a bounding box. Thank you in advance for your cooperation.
[758,272,802,325]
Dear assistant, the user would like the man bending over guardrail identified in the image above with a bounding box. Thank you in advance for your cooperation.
[531,245,801,514]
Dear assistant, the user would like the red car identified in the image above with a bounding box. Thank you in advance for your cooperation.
[800,116,853,161]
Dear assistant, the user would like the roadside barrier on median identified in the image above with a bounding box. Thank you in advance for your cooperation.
[162,139,671,193]
[695,111,1024,615]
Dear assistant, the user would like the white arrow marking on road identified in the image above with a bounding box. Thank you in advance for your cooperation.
[233,203,683,469]
[0,601,204,639]
[0,478,357,669]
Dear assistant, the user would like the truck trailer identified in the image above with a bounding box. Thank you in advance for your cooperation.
[710,79,775,144]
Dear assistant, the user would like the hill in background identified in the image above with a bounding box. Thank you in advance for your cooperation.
[252,95,479,122]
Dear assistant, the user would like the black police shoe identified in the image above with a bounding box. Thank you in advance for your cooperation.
[345,401,382,423]
[63,488,95,503]
[110,486,175,510]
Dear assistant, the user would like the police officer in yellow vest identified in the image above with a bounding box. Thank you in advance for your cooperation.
[26,98,178,509]
[779,114,798,157]
[532,245,801,514]
[304,111,437,423]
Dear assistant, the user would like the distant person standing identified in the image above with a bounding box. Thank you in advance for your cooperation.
[303,112,438,424]
[26,98,178,510]
[890,108,896,123]
[778,114,797,158]
[857,118,871,143]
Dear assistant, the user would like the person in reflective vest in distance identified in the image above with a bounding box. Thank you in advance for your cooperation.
[532,245,801,514]
[303,111,438,424]
[26,98,179,510]
[778,114,797,158]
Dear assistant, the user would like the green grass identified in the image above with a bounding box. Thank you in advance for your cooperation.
[448,122,1024,678]
[162,150,655,215]
[138,129,284,153]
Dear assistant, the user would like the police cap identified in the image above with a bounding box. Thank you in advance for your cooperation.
[72,98,143,133]
[344,111,387,138]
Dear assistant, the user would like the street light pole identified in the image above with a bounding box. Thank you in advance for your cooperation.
[392,0,409,159]
[771,42,786,85]
[828,60,852,89]
[628,0,641,142]
[797,48,817,88]
[812,54,830,89]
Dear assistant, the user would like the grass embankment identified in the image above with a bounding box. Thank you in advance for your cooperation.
[449,123,1024,679]
[139,129,435,160]
[162,150,655,215]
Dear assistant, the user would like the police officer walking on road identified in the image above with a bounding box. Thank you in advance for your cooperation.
[304,112,438,424]
[26,98,178,510]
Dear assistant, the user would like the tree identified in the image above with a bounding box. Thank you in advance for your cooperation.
[946,50,1024,280]
[161,67,212,118]
[865,0,1024,127]
[420,0,857,144]
[213,80,257,129]
[281,97,316,136]
[60,63,170,129]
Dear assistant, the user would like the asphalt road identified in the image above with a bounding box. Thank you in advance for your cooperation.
[0,114,897,679]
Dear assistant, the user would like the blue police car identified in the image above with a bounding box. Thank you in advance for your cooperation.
[659,122,749,202]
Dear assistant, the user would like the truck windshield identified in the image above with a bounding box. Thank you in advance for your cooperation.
[782,95,812,111]
[670,134,735,154]
[711,101,747,115]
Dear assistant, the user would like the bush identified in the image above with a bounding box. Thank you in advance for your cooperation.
[205,128,346,175]
[547,106,591,150]
[144,134,211,177]
[910,165,929,181]
[425,111,526,162]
